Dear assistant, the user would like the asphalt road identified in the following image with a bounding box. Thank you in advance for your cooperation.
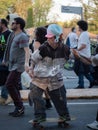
[0,99,98,130]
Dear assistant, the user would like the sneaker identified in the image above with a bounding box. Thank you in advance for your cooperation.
[87,121,98,130]
[0,97,6,105]
[33,116,46,123]
[9,107,25,117]
[59,114,71,121]
[75,86,84,89]
[5,96,12,105]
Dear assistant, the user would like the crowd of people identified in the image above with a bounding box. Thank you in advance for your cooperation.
[0,16,98,129]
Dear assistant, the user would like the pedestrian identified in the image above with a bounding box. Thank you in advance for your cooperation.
[65,27,78,70]
[28,24,70,123]
[5,17,30,117]
[87,110,98,130]
[72,20,95,88]
[0,18,11,105]
[66,27,78,49]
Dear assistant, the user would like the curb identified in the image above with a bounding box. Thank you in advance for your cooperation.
[20,88,98,100]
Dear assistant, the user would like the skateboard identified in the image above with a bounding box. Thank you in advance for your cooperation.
[29,117,76,130]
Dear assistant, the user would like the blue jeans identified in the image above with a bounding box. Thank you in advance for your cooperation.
[78,73,94,88]
[1,85,8,99]
[29,84,69,118]
[78,61,94,88]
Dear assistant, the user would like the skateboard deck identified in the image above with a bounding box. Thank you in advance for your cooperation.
[29,117,76,123]
[29,117,76,129]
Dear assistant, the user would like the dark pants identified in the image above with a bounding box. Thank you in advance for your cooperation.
[96,110,98,121]
[29,84,69,118]
[74,58,94,88]
[92,66,98,84]
[6,70,23,109]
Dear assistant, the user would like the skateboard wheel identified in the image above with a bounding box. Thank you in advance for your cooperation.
[63,122,69,128]
[58,121,69,128]
[32,122,39,128]
[39,126,44,130]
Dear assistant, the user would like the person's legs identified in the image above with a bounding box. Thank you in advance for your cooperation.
[6,70,24,117]
[48,85,70,121]
[29,84,46,122]
[77,73,84,88]
[85,73,94,88]
[74,60,85,88]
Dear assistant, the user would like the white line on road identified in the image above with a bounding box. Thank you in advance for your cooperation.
[68,102,98,105]
[8,102,98,106]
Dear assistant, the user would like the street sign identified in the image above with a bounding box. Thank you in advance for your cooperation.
[61,5,82,14]
[61,5,83,19]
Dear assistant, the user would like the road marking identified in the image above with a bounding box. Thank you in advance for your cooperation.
[8,102,98,106]
[68,102,98,105]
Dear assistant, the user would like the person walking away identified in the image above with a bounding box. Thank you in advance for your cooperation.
[66,27,78,49]
[65,27,78,70]
[5,17,30,117]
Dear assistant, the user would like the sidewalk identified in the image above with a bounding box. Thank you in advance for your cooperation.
[20,88,98,100]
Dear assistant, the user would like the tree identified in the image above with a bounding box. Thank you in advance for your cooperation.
[13,0,32,19]
[76,0,91,21]
[0,0,32,19]
[0,0,14,17]
[0,0,53,28]
[76,0,98,33]
[32,0,53,27]
[26,8,33,28]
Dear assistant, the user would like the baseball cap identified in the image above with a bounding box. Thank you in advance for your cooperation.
[45,24,63,42]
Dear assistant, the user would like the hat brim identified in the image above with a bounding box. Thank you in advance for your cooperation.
[45,34,54,38]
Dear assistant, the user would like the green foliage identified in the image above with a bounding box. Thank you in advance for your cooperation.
[0,0,14,17]
[0,0,53,28]
[76,0,98,32]
[0,0,32,19]
[26,8,33,28]
[32,0,53,27]
[63,19,78,28]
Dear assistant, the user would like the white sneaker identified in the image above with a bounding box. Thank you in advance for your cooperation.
[87,121,98,130]
[5,96,12,105]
